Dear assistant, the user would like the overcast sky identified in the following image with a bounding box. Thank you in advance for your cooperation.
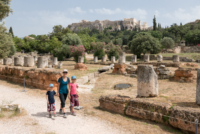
[3,0,200,37]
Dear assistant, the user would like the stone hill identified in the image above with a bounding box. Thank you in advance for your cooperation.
[68,18,153,32]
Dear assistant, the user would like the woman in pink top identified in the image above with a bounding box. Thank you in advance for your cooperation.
[69,76,79,116]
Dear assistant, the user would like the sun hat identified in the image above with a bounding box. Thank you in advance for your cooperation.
[49,84,54,87]
[71,76,77,79]
[63,69,68,73]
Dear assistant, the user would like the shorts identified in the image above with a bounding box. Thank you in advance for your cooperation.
[70,94,79,107]
[47,103,56,112]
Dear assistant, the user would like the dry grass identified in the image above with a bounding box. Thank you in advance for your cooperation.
[0,108,27,119]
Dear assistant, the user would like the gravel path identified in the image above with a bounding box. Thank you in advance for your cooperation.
[0,84,126,134]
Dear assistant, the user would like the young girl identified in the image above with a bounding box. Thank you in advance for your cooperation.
[69,76,79,116]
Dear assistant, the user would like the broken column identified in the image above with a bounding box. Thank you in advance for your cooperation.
[157,55,163,62]
[52,57,58,65]
[57,61,63,69]
[78,56,84,63]
[37,57,47,68]
[137,65,158,97]
[14,57,24,66]
[131,55,137,63]
[3,58,12,65]
[196,69,200,104]
[0,59,3,64]
[173,55,179,63]
[24,56,34,67]
[111,56,116,63]
[102,56,107,62]
[119,52,126,63]
[143,55,150,62]
[94,56,98,63]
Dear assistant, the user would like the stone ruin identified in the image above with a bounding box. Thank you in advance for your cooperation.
[154,65,172,79]
[137,65,158,97]
[68,18,152,32]
[170,68,195,83]
[112,53,126,74]
[74,56,87,70]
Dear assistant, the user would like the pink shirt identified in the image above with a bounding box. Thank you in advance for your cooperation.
[69,83,78,95]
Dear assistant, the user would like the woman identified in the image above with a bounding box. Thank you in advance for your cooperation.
[57,69,70,118]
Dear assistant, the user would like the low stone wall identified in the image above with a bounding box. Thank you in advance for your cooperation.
[99,95,200,133]
[131,62,180,67]
[0,66,100,91]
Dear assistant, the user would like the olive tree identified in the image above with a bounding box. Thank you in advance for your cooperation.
[161,37,175,49]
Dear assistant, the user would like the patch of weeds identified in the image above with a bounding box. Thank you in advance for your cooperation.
[46,132,56,134]
[170,104,176,109]
[0,112,4,118]
[32,122,38,125]
[124,103,129,115]
[162,113,170,123]
[150,108,155,112]
[25,76,29,79]
[143,122,148,126]
[153,125,158,128]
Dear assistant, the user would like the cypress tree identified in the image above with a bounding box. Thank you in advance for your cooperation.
[9,27,14,38]
[153,15,157,31]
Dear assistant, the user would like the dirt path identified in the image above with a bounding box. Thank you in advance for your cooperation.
[0,84,128,134]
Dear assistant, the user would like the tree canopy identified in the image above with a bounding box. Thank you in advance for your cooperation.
[0,0,13,21]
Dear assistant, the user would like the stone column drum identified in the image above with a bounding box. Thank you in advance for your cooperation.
[14,57,24,66]
[78,56,84,63]
[33,56,37,62]
[111,56,116,63]
[196,69,200,104]
[157,55,163,62]
[3,58,12,65]
[131,55,137,63]
[37,57,47,68]
[53,57,58,65]
[137,65,158,97]
[102,56,106,62]
[94,56,98,63]
[144,55,150,62]
[118,56,124,64]
[24,57,34,67]
[119,52,126,63]
[173,55,179,62]
[0,59,3,64]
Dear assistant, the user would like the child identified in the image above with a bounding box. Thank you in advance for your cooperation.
[46,84,57,118]
[69,76,79,116]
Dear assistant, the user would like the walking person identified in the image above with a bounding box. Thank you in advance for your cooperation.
[46,84,57,118]
[69,76,79,116]
[57,69,70,118]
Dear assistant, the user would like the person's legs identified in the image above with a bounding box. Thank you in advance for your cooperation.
[59,94,65,113]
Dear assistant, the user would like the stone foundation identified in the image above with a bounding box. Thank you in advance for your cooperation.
[131,62,180,67]
[171,68,195,83]
[74,63,88,70]
[112,63,126,74]
[99,95,200,134]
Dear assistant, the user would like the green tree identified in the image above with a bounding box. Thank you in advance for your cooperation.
[161,37,175,49]
[0,22,16,58]
[129,34,161,57]
[150,31,162,40]
[113,38,123,46]
[9,26,14,37]
[49,25,72,41]
[62,33,82,46]
[46,36,62,53]
[153,15,157,31]
[0,0,13,21]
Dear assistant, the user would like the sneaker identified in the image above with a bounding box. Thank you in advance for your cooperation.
[63,113,67,118]
[72,112,76,116]
[59,109,62,114]
[54,114,57,117]
[49,114,52,118]
[69,106,71,112]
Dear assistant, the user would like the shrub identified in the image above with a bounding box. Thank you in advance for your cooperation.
[161,37,175,49]
[70,45,85,63]
[107,45,122,60]
[62,33,82,46]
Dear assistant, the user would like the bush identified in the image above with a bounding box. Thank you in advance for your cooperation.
[107,45,122,60]
[53,45,70,61]
[92,42,106,59]
[161,37,175,49]
[70,45,85,63]
[94,49,105,59]
[129,34,161,57]
[62,33,82,46]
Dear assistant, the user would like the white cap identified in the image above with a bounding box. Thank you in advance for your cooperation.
[63,69,68,73]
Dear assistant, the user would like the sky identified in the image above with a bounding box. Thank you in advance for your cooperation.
[3,0,200,37]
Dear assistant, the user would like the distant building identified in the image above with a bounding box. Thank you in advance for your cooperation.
[68,18,153,32]
[24,36,35,40]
